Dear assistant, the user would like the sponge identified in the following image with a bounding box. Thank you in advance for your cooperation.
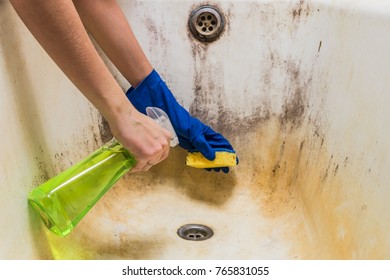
[186,151,237,168]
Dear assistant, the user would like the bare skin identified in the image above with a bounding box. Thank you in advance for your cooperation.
[10,0,170,172]
[72,0,153,87]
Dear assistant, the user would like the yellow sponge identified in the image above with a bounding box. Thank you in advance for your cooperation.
[186,151,237,168]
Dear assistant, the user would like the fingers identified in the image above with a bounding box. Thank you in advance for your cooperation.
[129,138,170,172]
[205,167,230,173]
[109,109,172,173]
[131,161,155,172]
[192,134,216,161]
[130,148,168,172]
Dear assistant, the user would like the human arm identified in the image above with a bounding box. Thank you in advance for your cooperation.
[72,0,151,87]
[9,0,170,172]
[72,0,237,172]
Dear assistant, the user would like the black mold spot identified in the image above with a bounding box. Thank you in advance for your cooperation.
[32,147,52,186]
[344,157,349,168]
[97,114,112,144]
[292,0,311,21]
[272,140,286,177]
[143,17,169,58]
[280,88,306,129]
[334,164,339,177]
[318,40,322,53]
[279,61,310,131]
[187,2,317,141]
[188,15,270,139]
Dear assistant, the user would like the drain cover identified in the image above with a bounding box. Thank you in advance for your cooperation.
[188,6,225,42]
[177,224,214,241]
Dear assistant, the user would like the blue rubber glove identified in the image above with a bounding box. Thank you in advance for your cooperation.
[126,69,236,173]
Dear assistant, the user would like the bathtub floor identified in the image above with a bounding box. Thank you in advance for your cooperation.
[34,117,384,260]
[40,148,298,260]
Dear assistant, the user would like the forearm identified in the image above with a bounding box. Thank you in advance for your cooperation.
[10,0,171,171]
[72,0,152,87]
[10,0,132,122]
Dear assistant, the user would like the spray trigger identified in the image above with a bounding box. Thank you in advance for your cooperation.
[146,107,179,147]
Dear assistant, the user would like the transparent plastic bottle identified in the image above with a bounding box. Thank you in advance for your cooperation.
[28,107,178,237]
[28,139,136,236]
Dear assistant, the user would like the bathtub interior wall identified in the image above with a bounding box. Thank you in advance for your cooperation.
[1,0,390,259]
[0,1,110,259]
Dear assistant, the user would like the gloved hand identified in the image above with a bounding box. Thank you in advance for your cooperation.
[126,69,237,173]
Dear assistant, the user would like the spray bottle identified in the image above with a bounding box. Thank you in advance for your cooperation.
[28,107,178,237]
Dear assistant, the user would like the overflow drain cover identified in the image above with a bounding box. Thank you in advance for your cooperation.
[177,224,214,241]
[188,6,225,42]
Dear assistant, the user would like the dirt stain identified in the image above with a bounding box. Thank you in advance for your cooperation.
[234,111,385,259]
[38,1,387,260]
[292,0,311,21]
[279,61,310,131]
[97,114,112,144]
[318,40,322,53]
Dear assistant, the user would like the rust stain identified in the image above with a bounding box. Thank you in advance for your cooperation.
[43,111,387,259]
[240,115,386,259]
[38,1,387,260]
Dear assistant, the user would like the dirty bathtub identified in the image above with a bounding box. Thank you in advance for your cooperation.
[1,0,390,259]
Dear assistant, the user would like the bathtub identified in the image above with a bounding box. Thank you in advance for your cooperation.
[1,0,390,260]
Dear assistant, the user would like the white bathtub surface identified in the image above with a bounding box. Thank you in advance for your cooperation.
[1,0,390,259]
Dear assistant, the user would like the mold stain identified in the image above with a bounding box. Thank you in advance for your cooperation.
[183,22,385,257]
[43,115,386,259]
[236,113,386,259]
[292,0,311,21]
[143,16,169,64]
[279,61,310,131]
[97,113,112,144]
[30,118,384,261]
[38,1,387,260]
[317,40,322,53]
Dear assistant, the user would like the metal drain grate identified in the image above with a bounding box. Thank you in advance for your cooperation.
[188,6,225,42]
[177,224,214,241]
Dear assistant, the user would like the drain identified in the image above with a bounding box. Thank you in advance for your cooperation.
[188,6,225,42]
[177,224,214,241]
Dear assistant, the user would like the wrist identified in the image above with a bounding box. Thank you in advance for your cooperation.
[99,90,135,127]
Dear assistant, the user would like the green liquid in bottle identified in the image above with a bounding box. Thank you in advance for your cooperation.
[28,139,136,237]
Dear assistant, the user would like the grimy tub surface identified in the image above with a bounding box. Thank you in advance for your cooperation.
[1,0,390,259]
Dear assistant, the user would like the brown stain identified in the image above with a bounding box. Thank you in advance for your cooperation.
[189,34,271,136]
[110,147,238,208]
[188,52,313,136]
[97,113,113,144]
[318,40,322,53]
[43,147,238,259]
[36,1,387,260]
[184,21,386,257]
[292,0,311,21]
[45,223,163,259]
[239,115,386,259]
[143,16,169,60]
[279,61,310,131]
[39,113,388,259]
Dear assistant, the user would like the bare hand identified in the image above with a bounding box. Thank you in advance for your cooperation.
[108,108,171,172]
